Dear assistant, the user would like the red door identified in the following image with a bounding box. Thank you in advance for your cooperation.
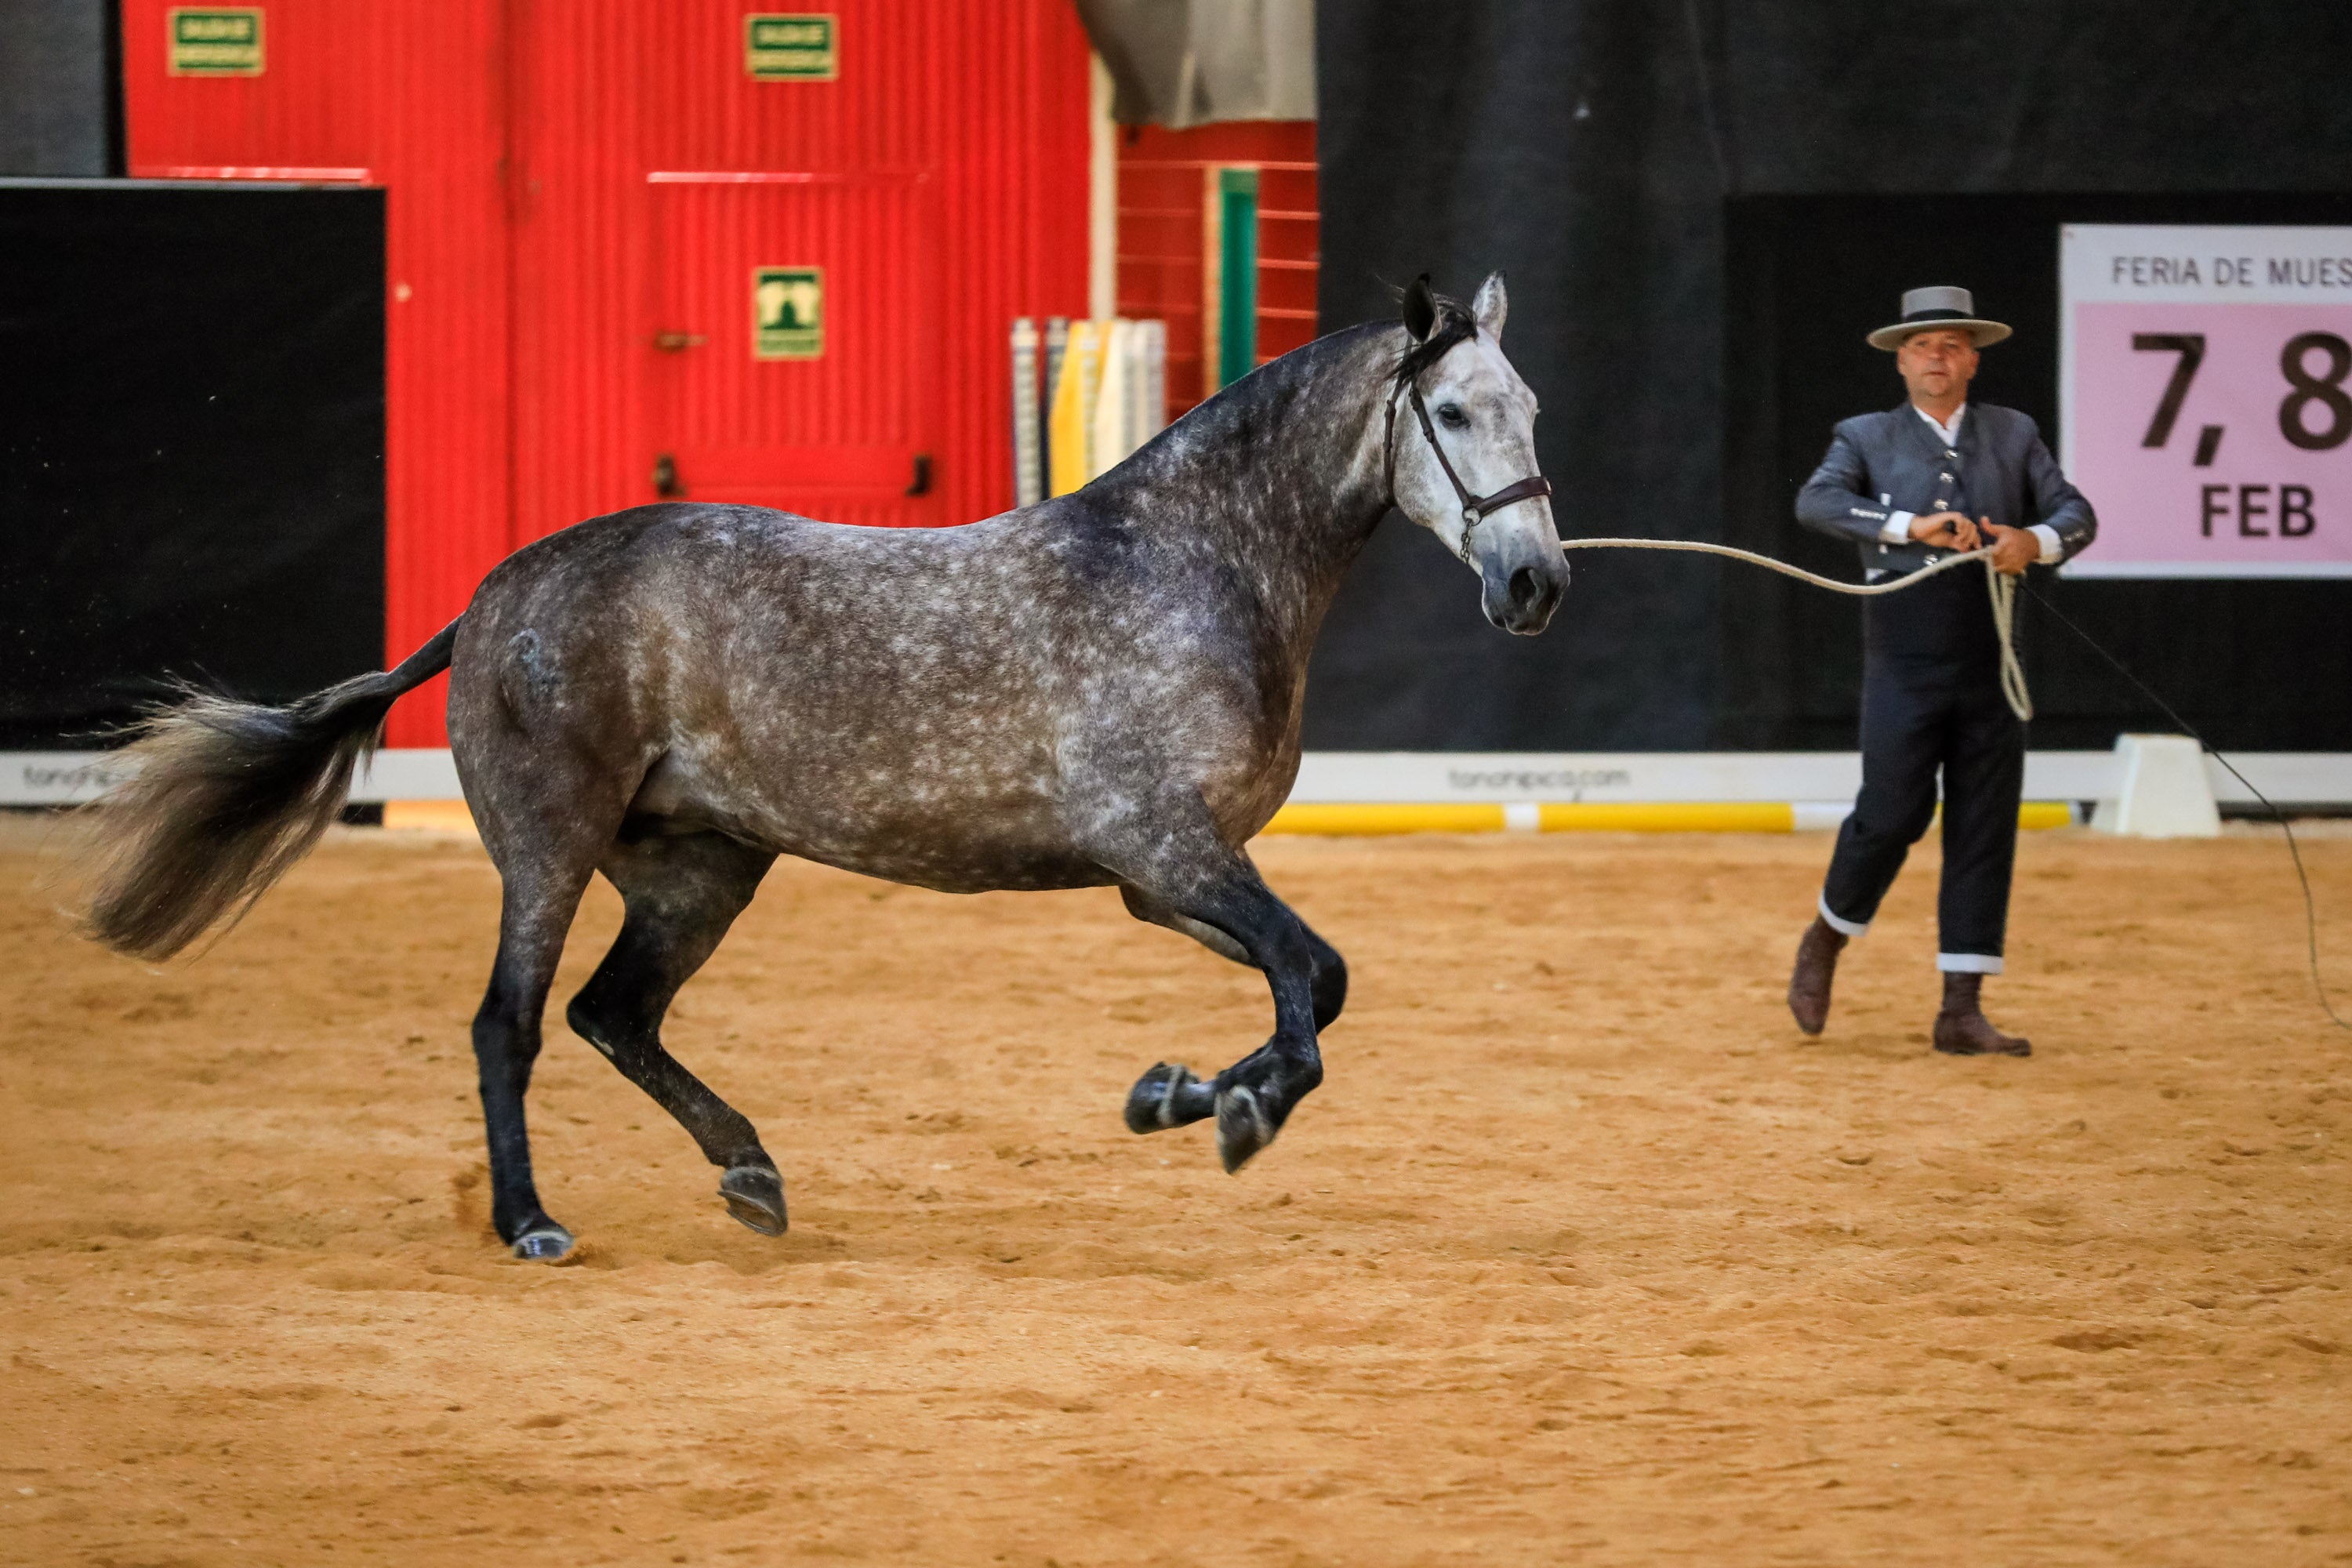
[644,172,941,526]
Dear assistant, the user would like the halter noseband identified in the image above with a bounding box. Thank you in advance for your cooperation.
[1383,355,1555,566]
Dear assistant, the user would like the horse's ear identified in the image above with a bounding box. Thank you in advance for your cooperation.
[1472,271,1507,340]
[1402,274,1437,343]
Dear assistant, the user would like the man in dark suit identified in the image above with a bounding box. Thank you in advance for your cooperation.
[1786,286,2096,1056]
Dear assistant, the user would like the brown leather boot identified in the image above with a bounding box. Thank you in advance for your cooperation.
[1787,915,1847,1035]
[1932,972,2031,1057]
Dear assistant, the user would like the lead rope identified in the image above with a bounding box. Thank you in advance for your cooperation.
[1558,538,2031,720]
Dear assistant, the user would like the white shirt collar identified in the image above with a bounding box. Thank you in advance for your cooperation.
[1913,401,1966,445]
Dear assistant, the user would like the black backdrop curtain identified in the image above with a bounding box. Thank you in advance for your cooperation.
[0,183,385,750]
[1306,1,2352,752]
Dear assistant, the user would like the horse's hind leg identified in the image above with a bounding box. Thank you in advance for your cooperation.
[565,831,786,1236]
[1104,822,1324,1173]
[475,863,600,1261]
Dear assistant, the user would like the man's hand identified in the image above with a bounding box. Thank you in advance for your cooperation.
[1982,520,2037,575]
[1907,510,1981,550]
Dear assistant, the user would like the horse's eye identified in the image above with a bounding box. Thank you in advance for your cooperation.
[1438,403,1468,428]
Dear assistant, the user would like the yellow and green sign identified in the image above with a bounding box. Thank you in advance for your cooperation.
[753,267,824,360]
[744,13,837,80]
[168,7,263,75]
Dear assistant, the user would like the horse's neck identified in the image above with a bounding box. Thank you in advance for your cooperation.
[1137,331,1397,653]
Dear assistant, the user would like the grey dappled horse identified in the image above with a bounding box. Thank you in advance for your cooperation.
[79,274,1566,1260]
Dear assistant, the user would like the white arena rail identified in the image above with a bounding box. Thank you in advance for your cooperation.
[8,748,2352,822]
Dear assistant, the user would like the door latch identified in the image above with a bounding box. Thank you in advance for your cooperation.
[652,332,707,353]
[652,452,686,499]
[906,453,933,497]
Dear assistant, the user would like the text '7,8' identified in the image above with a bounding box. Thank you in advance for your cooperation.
[2132,331,2352,457]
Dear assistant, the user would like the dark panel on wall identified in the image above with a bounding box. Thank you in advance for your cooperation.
[0,0,116,176]
[1724,192,2352,753]
[1309,0,2352,753]
[0,181,384,749]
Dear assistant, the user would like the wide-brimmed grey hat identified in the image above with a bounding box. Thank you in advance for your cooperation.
[1867,285,2013,351]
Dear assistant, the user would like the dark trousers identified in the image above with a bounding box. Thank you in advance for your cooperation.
[1820,655,2025,969]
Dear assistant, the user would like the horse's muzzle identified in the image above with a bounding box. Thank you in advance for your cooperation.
[1479,541,1570,634]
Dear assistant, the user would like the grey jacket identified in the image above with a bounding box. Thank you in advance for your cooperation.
[1795,401,2096,575]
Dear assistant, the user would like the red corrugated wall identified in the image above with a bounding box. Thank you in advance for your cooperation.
[122,2,1092,745]
[507,0,1090,546]
[1116,120,1317,416]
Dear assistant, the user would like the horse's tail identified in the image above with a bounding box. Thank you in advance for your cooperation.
[78,619,463,961]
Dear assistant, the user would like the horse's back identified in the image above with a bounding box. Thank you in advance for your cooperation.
[443,501,1141,888]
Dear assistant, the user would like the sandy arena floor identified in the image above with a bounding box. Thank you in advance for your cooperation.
[3,815,2351,1566]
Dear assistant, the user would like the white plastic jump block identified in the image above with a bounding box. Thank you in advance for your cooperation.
[2091,733,2221,837]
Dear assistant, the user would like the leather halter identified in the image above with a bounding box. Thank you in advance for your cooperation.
[1384,365,1555,565]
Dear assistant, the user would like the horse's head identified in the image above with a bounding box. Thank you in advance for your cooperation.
[1387,273,1568,635]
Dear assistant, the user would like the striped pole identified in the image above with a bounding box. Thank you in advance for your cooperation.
[1010,318,1042,508]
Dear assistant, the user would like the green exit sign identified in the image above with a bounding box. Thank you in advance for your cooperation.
[752,267,824,360]
[168,7,263,75]
[744,13,837,81]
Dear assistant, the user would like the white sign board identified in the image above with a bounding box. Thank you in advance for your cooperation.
[2060,223,2352,577]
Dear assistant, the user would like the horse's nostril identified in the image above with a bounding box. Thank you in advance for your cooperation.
[1508,565,1546,613]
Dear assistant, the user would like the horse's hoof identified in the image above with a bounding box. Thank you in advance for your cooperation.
[510,1224,575,1261]
[1214,1083,1276,1174]
[720,1165,788,1236]
[1125,1061,1215,1134]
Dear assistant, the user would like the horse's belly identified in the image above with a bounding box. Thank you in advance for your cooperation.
[793,837,1110,895]
[754,810,1112,895]
[632,751,1108,894]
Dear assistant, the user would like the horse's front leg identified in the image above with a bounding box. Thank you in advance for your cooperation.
[1121,883,1349,1030]
[1102,821,1325,1173]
